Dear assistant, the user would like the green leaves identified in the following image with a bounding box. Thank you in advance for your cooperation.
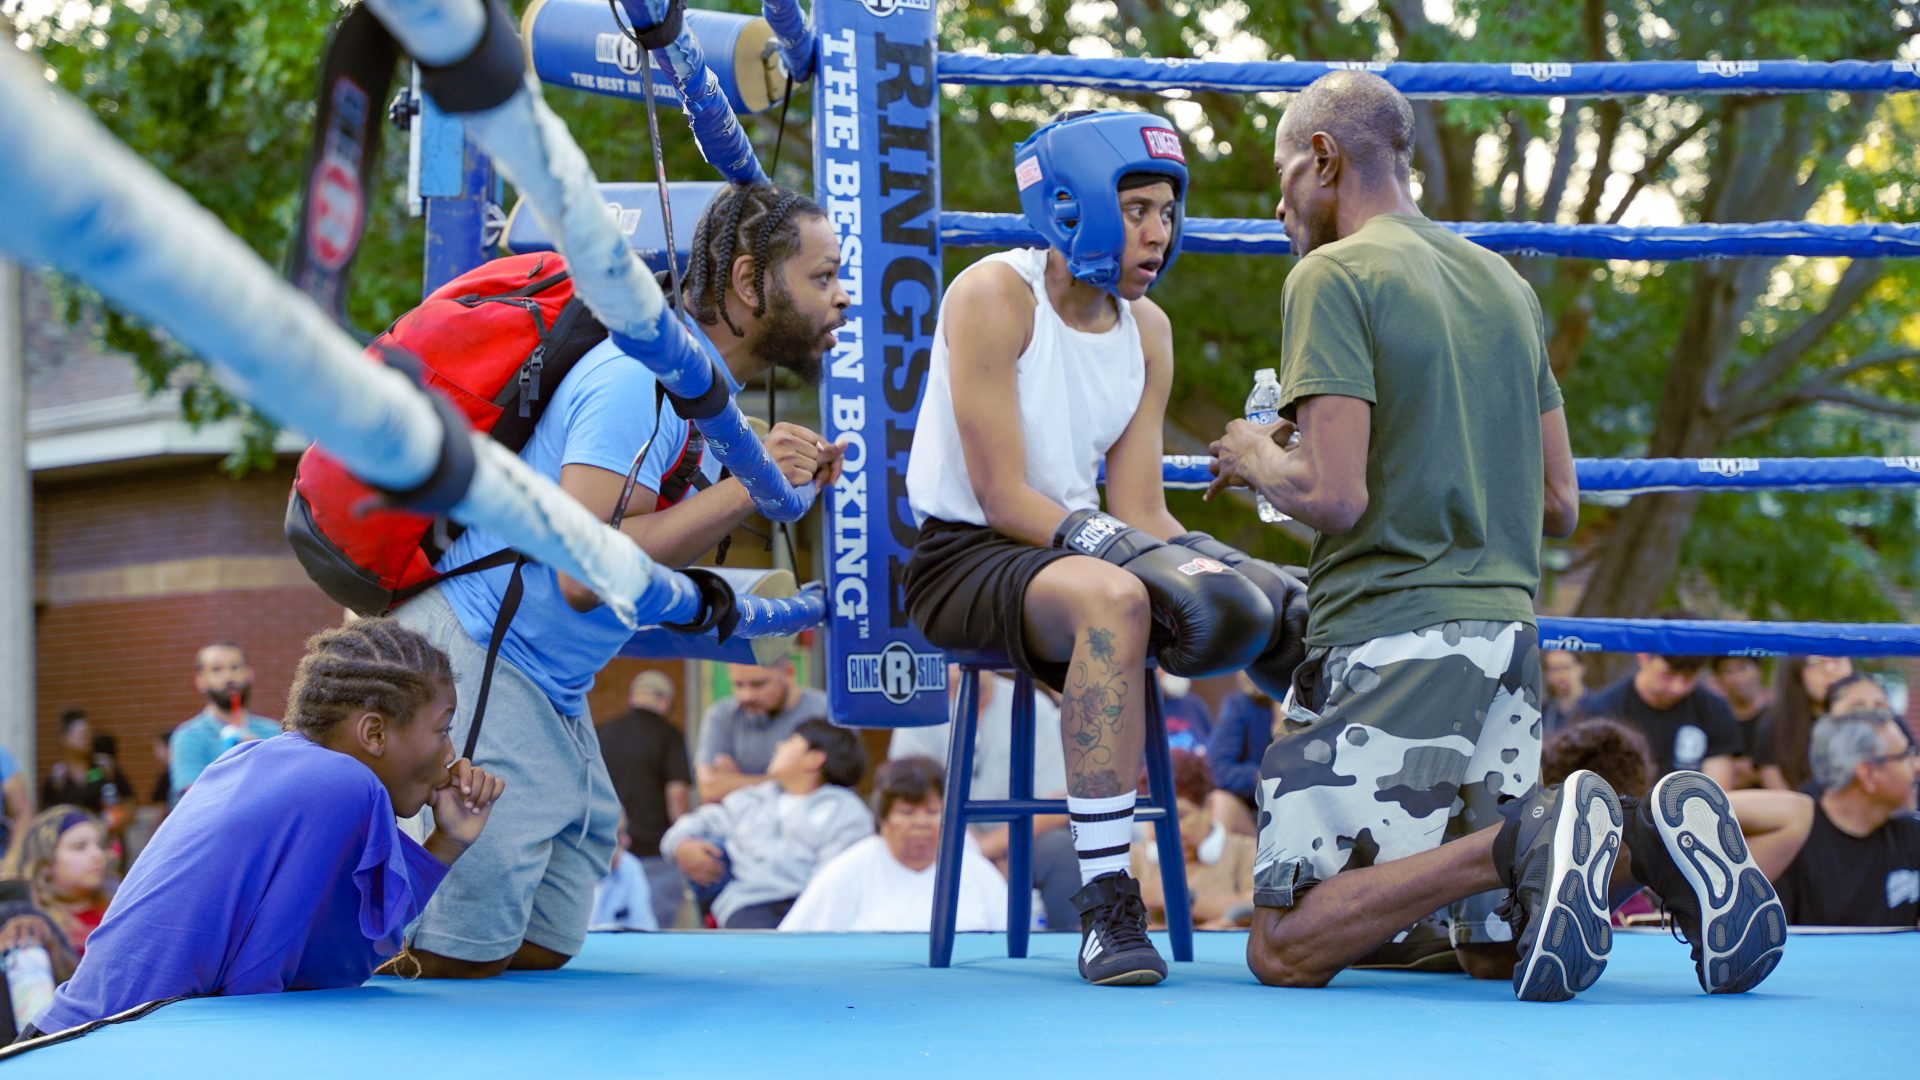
[15,0,1916,621]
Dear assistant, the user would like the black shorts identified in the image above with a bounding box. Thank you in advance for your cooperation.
[904,518,1076,691]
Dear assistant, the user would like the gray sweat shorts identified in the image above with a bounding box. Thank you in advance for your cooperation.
[393,586,620,961]
[1252,619,1542,946]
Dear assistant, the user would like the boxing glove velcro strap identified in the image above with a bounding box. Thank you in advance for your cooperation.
[1053,508,1160,564]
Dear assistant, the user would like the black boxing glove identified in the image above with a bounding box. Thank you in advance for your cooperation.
[1171,531,1309,699]
[1053,509,1274,677]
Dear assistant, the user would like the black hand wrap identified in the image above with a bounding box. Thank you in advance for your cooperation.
[1171,531,1309,698]
[625,0,686,49]
[365,345,478,515]
[1053,510,1274,678]
[662,567,742,643]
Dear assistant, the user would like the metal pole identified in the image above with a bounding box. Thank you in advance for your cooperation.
[0,259,33,775]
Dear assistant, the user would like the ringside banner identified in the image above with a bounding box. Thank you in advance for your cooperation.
[523,0,789,114]
[815,0,947,727]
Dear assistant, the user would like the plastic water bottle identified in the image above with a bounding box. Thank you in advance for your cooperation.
[5,944,55,1036]
[1245,368,1287,523]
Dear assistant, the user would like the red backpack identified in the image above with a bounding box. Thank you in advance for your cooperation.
[285,252,607,616]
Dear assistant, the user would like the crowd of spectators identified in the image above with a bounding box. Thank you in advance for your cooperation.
[514,642,1920,941]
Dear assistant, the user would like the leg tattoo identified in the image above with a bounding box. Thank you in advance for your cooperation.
[1062,625,1132,798]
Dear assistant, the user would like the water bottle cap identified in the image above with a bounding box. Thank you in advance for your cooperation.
[1255,368,1277,382]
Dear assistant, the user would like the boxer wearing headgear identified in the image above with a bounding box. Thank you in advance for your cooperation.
[904,110,1277,987]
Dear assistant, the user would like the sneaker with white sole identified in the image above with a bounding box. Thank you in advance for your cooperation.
[1494,770,1623,1002]
[1624,771,1787,994]
[1071,872,1166,986]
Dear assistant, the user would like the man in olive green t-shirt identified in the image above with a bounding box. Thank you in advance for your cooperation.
[1207,71,1784,1002]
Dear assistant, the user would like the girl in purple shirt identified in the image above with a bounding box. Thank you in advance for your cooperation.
[26,620,504,1040]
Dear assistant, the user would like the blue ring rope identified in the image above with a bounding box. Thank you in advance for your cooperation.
[618,0,767,183]
[936,54,1920,98]
[942,213,1920,261]
[651,580,1920,659]
[760,0,815,83]
[1152,455,1920,493]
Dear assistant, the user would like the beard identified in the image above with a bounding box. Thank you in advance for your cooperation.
[749,277,829,385]
[207,684,252,711]
[1291,207,1339,257]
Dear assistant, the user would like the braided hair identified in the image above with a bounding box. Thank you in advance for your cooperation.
[284,619,454,740]
[683,182,826,337]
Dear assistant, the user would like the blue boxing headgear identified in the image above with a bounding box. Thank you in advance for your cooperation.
[1014,112,1188,294]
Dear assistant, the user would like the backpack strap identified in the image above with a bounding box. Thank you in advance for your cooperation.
[653,380,708,508]
[463,556,527,763]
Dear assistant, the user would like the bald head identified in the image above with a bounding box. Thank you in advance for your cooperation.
[1277,71,1415,188]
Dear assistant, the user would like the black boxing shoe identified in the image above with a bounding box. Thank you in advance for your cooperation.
[1353,912,1463,973]
[1624,771,1787,994]
[1494,770,1622,1002]
[1071,872,1166,987]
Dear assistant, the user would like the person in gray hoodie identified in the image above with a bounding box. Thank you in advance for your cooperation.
[663,720,871,928]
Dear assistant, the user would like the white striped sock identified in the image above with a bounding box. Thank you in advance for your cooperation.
[1068,791,1136,884]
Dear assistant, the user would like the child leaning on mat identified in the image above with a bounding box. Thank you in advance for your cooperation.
[18,620,504,1042]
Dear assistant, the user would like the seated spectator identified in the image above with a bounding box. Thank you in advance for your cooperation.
[889,666,1077,930]
[1769,708,1920,927]
[1757,655,1853,791]
[1131,751,1253,930]
[0,807,113,958]
[40,711,131,823]
[1541,717,1657,802]
[1580,641,1739,785]
[1157,671,1213,754]
[1540,650,1587,735]
[596,671,690,929]
[169,641,280,805]
[1825,673,1903,733]
[0,878,78,1041]
[780,756,1008,933]
[1708,656,1772,787]
[695,657,829,803]
[1205,674,1276,835]
[589,813,658,932]
[26,620,503,1040]
[663,720,870,929]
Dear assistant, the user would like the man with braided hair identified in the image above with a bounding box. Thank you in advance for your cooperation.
[393,181,849,978]
[25,621,505,1038]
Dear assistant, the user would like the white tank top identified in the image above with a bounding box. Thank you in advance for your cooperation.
[908,247,1146,528]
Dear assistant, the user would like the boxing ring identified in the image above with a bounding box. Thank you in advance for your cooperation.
[2,0,1917,1073]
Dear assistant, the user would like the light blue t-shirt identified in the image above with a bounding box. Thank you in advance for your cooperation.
[437,330,731,715]
[171,710,284,802]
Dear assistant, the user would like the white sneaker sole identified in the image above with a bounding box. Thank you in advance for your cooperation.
[1649,771,1787,994]
[1514,770,1623,1003]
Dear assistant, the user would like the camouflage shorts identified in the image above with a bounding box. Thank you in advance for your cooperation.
[1252,619,1542,945]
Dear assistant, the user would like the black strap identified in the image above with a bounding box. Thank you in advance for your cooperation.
[288,3,401,338]
[655,381,707,506]
[392,547,520,606]
[417,0,526,115]
[464,556,527,762]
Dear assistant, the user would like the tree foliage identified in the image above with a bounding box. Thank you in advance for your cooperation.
[10,0,1918,622]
